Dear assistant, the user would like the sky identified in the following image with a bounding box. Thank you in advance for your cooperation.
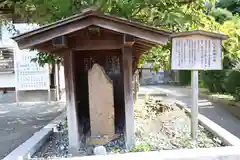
[1,23,39,45]
[0,23,40,61]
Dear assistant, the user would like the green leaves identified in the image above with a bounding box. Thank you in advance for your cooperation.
[2,0,237,68]
[31,52,62,67]
[220,17,240,60]
[216,0,240,14]
[234,61,240,72]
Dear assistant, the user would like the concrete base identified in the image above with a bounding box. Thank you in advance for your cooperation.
[68,147,80,156]
[17,90,57,102]
[52,146,240,160]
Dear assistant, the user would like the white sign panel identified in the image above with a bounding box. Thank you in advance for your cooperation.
[16,50,50,91]
[171,37,222,70]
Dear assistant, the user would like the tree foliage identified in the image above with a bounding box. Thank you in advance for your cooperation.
[220,16,240,60]
[216,0,240,14]
[0,0,217,67]
[210,8,233,24]
[3,0,240,70]
[234,61,240,72]
[31,52,61,67]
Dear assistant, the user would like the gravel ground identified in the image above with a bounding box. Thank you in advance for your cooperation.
[134,96,223,151]
[32,96,223,158]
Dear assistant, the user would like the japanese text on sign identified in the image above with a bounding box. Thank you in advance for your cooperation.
[16,51,50,91]
[171,37,222,70]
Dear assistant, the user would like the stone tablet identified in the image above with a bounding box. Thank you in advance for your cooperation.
[88,63,115,137]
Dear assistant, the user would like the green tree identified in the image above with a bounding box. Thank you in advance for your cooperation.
[0,0,217,67]
[216,0,240,14]
[220,16,240,60]
[234,61,240,72]
[210,8,233,24]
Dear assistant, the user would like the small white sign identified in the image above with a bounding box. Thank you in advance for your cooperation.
[171,37,222,70]
[16,50,50,91]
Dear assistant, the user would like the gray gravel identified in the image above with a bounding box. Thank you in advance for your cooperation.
[32,130,70,159]
[32,130,126,158]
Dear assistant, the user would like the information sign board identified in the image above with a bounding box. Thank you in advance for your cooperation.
[171,36,222,70]
[16,50,49,91]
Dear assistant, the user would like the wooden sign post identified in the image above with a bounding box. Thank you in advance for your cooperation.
[171,30,228,141]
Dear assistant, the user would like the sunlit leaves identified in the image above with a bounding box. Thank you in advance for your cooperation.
[31,52,61,67]
[220,17,240,60]
[0,0,232,68]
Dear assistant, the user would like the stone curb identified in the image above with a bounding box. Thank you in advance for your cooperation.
[52,146,240,160]
[175,101,240,147]
[199,92,240,119]
[137,92,168,97]
[199,91,240,108]
[3,111,66,160]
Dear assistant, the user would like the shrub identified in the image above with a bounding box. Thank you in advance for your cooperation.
[201,70,226,93]
[234,61,240,72]
[224,70,240,100]
[199,80,206,88]
[179,70,191,86]
[130,144,153,152]
[235,87,240,101]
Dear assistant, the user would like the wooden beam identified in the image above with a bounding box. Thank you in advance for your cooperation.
[121,45,135,149]
[124,34,135,46]
[136,38,159,47]
[134,44,151,50]
[93,17,169,45]
[52,35,68,48]
[133,51,144,58]
[36,43,70,55]
[63,51,80,155]
[132,56,140,74]
[73,40,123,50]
[134,47,148,54]
[17,18,93,49]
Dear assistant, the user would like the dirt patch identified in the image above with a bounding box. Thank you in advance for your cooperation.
[134,96,223,151]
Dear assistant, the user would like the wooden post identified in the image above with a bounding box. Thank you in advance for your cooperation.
[122,46,135,150]
[63,51,80,155]
[191,70,199,141]
[55,61,60,101]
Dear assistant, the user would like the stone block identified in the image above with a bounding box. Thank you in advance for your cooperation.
[88,63,115,137]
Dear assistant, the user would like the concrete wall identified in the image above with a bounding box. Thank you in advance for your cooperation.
[139,62,171,85]
[0,66,66,103]
[139,62,179,85]
[139,69,173,85]
[59,65,65,90]
[0,72,15,88]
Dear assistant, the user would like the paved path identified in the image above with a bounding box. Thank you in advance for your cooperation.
[139,85,240,138]
[0,92,65,159]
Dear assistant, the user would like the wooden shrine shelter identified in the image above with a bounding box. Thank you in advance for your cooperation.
[12,8,171,154]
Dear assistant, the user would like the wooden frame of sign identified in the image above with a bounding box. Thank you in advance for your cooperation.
[171,30,228,141]
[171,30,228,71]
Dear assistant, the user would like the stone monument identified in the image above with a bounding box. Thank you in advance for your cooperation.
[88,63,116,144]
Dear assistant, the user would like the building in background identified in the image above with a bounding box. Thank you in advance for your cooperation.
[0,23,65,102]
[0,43,15,92]
[139,61,179,85]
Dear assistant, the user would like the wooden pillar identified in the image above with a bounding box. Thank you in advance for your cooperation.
[63,51,80,155]
[122,46,135,149]
[55,62,60,101]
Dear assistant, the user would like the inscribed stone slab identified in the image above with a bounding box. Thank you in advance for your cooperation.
[88,63,115,137]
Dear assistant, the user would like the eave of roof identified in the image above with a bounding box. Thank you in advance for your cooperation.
[12,9,171,41]
[170,30,229,40]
